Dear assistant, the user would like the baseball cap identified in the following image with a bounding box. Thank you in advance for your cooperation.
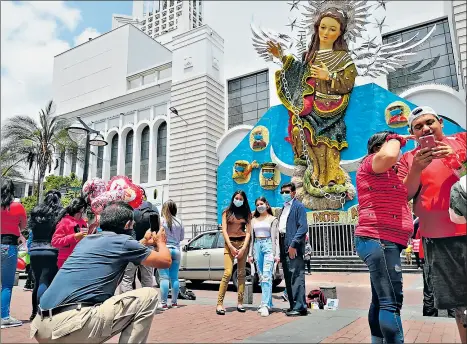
[408,106,440,128]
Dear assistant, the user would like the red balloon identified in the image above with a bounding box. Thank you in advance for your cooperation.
[82,178,107,203]
[91,190,126,215]
[107,175,143,209]
[17,257,26,271]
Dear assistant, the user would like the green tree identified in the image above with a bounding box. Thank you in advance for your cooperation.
[43,173,82,207]
[2,101,81,202]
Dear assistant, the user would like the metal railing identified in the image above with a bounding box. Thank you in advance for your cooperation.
[309,223,357,257]
[191,224,221,238]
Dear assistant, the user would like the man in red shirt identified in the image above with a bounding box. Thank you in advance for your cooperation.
[397,106,466,343]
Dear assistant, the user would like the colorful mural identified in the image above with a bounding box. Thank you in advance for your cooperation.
[217,83,464,223]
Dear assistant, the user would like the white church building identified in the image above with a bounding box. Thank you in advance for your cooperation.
[51,18,224,231]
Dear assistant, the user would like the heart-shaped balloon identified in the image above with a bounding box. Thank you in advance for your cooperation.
[91,189,126,215]
[82,178,107,203]
[107,176,143,209]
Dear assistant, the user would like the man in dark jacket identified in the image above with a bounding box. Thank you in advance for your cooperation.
[120,188,160,292]
[277,182,308,317]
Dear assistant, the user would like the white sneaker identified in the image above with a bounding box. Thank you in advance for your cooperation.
[260,306,269,317]
[1,317,22,329]
[157,303,168,311]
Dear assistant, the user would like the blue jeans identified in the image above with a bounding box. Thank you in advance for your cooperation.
[1,244,18,319]
[159,247,181,305]
[254,238,274,308]
[355,236,404,344]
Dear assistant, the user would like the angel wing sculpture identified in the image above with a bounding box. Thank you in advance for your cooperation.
[249,0,437,209]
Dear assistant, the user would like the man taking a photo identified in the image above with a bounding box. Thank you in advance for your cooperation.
[31,201,172,343]
[397,106,466,343]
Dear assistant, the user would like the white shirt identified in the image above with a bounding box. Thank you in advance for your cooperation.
[278,198,294,234]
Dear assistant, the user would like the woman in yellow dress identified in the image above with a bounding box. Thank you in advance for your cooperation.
[268,8,357,192]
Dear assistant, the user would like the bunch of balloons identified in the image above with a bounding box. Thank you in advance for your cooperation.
[82,176,144,215]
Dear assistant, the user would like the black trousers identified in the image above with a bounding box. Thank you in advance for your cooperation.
[279,234,307,311]
[30,249,58,315]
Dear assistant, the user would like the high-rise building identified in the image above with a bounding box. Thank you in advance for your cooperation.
[113,0,204,47]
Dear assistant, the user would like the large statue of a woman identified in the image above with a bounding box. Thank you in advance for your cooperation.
[268,8,356,191]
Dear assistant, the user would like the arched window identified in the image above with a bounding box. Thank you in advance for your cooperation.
[156,122,167,181]
[96,145,104,178]
[140,126,150,183]
[125,130,134,179]
[110,134,119,178]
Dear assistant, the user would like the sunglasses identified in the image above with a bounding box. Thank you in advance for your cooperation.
[412,107,424,116]
[280,190,291,194]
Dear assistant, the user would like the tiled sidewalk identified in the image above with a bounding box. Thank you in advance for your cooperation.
[321,317,461,343]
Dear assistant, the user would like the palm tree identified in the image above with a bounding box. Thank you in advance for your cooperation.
[2,100,79,202]
[1,141,25,179]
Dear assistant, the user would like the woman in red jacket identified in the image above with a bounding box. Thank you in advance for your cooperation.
[51,197,88,268]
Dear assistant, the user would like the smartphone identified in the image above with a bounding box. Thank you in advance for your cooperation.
[419,134,436,149]
[149,214,160,234]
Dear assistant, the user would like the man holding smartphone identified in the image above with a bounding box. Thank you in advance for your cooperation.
[32,201,171,343]
[397,106,467,343]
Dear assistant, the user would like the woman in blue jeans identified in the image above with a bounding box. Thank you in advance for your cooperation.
[248,197,279,317]
[1,180,27,328]
[158,200,184,310]
[355,131,415,343]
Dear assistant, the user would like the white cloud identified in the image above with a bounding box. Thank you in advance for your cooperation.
[0,1,98,124]
[74,27,101,47]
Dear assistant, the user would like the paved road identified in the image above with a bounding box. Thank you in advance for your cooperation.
[2,273,461,343]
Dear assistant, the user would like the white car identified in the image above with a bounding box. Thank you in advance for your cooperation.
[155,230,283,290]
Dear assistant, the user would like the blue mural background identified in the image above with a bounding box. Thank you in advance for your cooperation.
[217,83,464,223]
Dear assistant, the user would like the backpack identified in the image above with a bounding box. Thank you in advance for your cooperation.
[134,206,159,240]
[307,289,327,309]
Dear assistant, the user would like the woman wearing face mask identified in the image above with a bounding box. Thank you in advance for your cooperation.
[248,197,279,317]
[354,131,414,344]
[216,190,252,315]
[51,197,88,269]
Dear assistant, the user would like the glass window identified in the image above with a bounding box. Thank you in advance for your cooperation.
[216,233,225,248]
[157,122,167,181]
[159,66,172,80]
[125,130,133,179]
[188,232,217,250]
[128,78,141,89]
[227,70,270,129]
[110,135,118,178]
[140,127,150,183]
[143,73,155,85]
[96,145,104,179]
[383,19,459,93]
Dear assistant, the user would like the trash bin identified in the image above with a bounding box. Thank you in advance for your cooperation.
[244,276,253,304]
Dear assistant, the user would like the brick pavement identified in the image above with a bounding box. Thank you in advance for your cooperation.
[2,272,461,343]
[321,316,461,343]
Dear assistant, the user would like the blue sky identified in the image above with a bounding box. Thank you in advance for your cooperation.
[62,1,132,44]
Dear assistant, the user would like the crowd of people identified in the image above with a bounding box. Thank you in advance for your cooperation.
[1,104,466,343]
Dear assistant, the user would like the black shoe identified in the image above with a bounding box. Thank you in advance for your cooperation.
[29,313,37,322]
[237,306,246,313]
[286,309,308,317]
[216,309,225,315]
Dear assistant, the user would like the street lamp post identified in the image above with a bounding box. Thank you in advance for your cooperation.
[67,117,108,186]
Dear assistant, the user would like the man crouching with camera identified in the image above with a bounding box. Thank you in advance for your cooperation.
[30,201,171,343]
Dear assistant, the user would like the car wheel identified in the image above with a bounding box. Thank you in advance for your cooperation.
[232,266,252,291]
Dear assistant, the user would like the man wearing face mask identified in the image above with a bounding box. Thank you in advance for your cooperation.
[397,106,467,343]
[277,182,308,316]
[32,201,172,343]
